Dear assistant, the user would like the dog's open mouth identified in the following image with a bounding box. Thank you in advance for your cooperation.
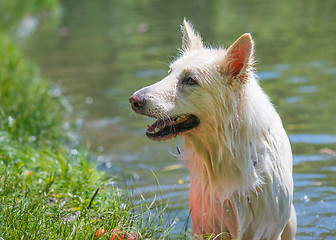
[146,114,200,141]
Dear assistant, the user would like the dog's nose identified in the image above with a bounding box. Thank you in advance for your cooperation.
[129,93,146,110]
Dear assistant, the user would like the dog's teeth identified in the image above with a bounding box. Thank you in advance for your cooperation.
[154,127,160,133]
[175,115,187,122]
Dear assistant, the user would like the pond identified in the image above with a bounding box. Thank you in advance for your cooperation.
[22,0,336,238]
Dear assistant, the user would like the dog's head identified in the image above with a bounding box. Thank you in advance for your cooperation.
[129,20,255,141]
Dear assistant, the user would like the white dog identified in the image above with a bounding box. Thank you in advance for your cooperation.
[129,20,296,239]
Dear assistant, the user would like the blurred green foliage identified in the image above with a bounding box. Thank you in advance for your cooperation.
[0,34,66,146]
[0,0,59,32]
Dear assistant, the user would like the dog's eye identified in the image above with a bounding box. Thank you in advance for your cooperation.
[184,77,197,86]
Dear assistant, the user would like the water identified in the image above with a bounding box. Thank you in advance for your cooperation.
[21,0,336,238]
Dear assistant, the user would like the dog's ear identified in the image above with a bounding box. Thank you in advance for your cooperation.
[181,19,203,52]
[223,33,254,82]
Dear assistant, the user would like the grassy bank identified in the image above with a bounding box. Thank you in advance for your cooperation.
[0,129,172,239]
[0,2,178,239]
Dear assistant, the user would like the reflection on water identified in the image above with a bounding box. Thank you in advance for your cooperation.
[22,0,336,238]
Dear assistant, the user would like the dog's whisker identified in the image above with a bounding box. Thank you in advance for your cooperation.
[165,113,175,132]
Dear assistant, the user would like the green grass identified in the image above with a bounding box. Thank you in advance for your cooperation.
[0,131,176,239]
[0,1,185,239]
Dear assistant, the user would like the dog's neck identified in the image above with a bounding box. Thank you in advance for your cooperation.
[181,82,274,199]
[182,133,260,200]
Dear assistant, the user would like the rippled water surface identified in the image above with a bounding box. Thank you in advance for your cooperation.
[23,0,336,238]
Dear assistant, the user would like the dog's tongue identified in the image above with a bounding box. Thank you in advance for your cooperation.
[146,119,169,133]
[146,115,191,134]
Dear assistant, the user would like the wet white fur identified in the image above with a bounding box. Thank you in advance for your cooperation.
[132,20,296,239]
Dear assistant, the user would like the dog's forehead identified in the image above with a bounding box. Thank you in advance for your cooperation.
[170,49,224,71]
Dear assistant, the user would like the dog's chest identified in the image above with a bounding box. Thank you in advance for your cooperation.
[189,178,239,239]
